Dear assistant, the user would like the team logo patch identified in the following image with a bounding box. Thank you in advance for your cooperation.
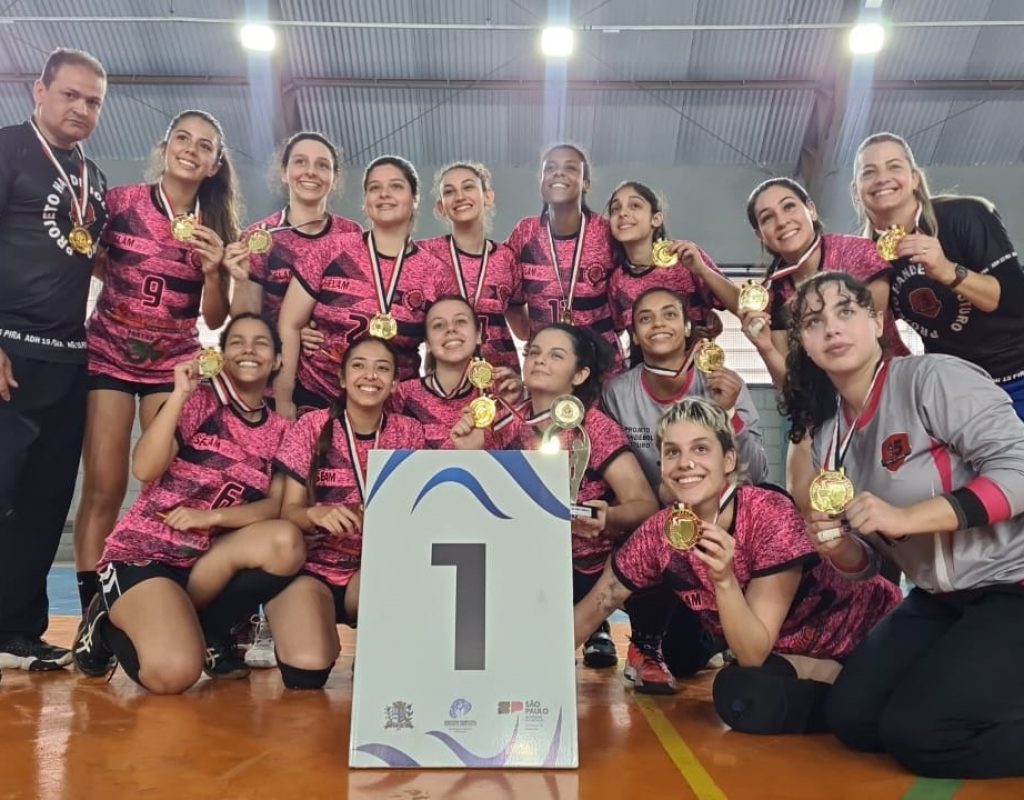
[880,433,911,472]
[586,265,605,285]
[908,287,941,319]
[403,289,426,311]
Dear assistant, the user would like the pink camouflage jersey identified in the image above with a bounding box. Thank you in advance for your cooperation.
[488,404,633,574]
[291,231,456,402]
[98,386,291,569]
[243,211,361,328]
[505,212,623,366]
[87,184,211,383]
[273,409,425,587]
[613,485,901,660]
[767,232,910,356]
[608,246,725,333]
[418,235,521,370]
[392,375,476,450]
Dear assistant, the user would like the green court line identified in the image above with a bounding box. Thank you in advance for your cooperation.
[902,777,962,800]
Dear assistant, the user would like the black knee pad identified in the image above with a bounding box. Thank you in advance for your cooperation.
[278,659,332,690]
[713,660,828,735]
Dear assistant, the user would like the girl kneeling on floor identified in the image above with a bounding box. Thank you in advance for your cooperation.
[574,396,901,734]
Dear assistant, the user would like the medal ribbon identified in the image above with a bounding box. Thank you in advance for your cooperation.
[493,398,548,432]
[157,180,201,225]
[824,359,886,471]
[210,371,264,414]
[544,212,587,318]
[712,481,739,525]
[29,119,89,226]
[367,232,408,318]
[342,410,382,506]
[768,234,821,284]
[427,361,473,400]
[447,235,490,308]
[267,205,329,234]
[642,338,700,379]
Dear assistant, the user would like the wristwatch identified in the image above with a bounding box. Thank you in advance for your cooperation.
[948,263,969,289]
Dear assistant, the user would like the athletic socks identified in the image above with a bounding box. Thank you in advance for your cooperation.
[76,570,99,615]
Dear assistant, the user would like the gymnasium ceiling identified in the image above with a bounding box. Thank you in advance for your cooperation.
[1,0,1022,184]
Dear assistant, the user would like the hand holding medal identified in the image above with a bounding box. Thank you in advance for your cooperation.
[467,358,497,428]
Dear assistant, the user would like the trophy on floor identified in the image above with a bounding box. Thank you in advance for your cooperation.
[541,395,597,520]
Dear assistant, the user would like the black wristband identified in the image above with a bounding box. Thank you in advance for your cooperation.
[946,488,987,529]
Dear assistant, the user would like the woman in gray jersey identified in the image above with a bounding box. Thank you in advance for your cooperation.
[780,271,1024,779]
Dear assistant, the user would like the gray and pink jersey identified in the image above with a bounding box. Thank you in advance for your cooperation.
[607,246,725,333]
[486,405,633,574]
[87,184,208,383]
[273,409,426,587]
[613,485,901,660]
[811,355,1024,592]
[417,236,522,370]
[98,386,291,570]
[505,212,623,368]
[291,231,456,403]
[392,375,474,450]
[243,211,361,328]
[768,233,910,358]
[602,364,768,490]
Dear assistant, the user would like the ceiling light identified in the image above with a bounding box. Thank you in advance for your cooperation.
[540,26,575,58]
[848,22,885,54]
[240,23,276,52]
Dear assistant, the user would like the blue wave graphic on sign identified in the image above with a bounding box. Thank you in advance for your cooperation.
[488,451,570,520]
[355,710,565,767]
[411,468,512,519]
[366,450,571,520]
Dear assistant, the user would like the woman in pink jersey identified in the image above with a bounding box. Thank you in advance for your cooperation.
[392,296,522,449]
[575,396,900,734]
[418,162,520,370]
[275,155,453,419]
[72,314,304,693]
[227,131,361,327]
[268,336,425,689]
[742,177,911,515]
[74,110,242,618]
[452,323,658,669]
[505,144,623,366]
[605,180,738,333]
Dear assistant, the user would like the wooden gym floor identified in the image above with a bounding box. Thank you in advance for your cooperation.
[0,619,1021,800]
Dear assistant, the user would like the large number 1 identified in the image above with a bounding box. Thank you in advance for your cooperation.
[431,543,486,670]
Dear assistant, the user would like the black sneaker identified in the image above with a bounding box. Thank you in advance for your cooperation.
[582,620,618,668]
[73,596,117,679]
[0,634,72,671]
[204,638,251,680]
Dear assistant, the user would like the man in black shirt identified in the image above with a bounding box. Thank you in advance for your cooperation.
[0,48,108,672]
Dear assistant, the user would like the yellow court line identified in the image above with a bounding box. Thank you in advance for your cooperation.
[634,694,729,800]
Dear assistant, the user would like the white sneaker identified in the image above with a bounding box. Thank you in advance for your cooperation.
[244,613,277,669]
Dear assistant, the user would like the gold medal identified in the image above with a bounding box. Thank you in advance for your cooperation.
[737,280,770,313]
[197,348,224,379]
[369,313,398,340]
[469,395,497,429]
[246,228,273,255]
[68,225,93,255]
[551,394,585,428]
[171,214,197,242]
[651,240,678,268]
[808,468,855,516]
[560,308,574,326]
[694,340,725,374]
[875,225,906,261]
[664,504,701,550]
[467,358,495,392]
